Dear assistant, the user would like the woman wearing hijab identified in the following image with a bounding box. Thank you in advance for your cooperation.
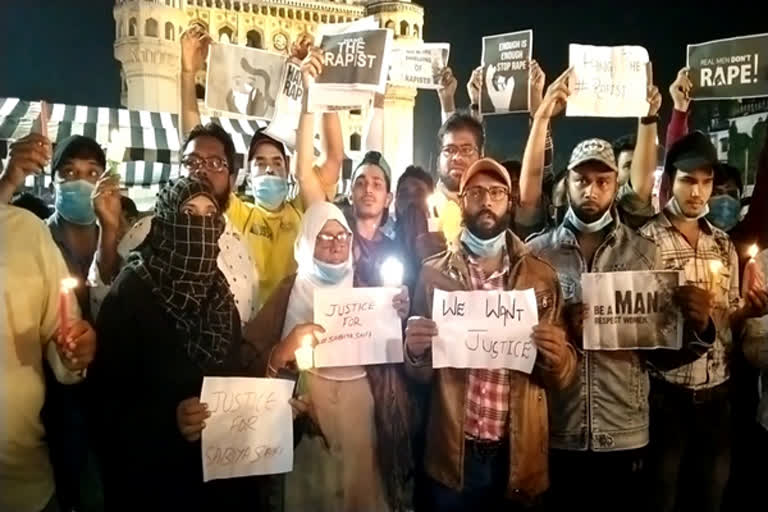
[243,201,414,512]
[89,177,267,510]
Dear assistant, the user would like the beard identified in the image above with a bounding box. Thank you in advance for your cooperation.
[463,208,511,240]
[438,168,461,193]
[571,202,611,223]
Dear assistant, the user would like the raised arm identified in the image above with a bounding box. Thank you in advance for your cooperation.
[436,67,458,123]
[660,68,692,207]
[0,134,51,204]
[520,68,571,211]
[629,66,662,203]
[179,25,210,139]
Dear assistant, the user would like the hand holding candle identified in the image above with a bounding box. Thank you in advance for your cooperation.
[708,260,723,294]
[278,323,324,372]
[295,337,314,371]
[742,244,761,297]
[58,277,78,342]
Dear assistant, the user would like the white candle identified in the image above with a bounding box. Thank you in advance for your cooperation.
[743,244,760,296]
[380,257,404,287]
[294,338,314,371]
[709,260,723,293]
[58,277,78,339]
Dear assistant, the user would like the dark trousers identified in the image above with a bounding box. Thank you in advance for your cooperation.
[426,439,529,512]
[546,448,645,512]
[646,379,731,512]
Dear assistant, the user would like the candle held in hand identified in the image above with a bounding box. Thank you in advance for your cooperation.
[708,260,723,293]
[380,257,404,287]
[58,277,78,340]
[743,244,760,296]
[295,338,314,371]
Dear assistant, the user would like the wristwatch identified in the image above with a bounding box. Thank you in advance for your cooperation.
[640,115,659,125]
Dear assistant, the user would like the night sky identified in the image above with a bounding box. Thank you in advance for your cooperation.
[0,1,764,171]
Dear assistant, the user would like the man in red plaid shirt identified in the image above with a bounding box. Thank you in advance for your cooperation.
[405,157,576,511]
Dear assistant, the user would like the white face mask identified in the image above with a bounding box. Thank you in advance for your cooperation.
[564,206,613,233]
[665,196,710,221]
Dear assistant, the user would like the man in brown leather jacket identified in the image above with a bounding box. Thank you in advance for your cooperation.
[404,157,577,511]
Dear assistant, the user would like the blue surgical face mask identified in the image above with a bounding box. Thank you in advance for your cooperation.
[460,228,506,258]
[312,258,351,284]
[564,207,613,233]
[707,195,741,232]
[251,174,288,211]
[55,180,96,225]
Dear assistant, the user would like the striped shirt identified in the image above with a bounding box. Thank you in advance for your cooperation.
[639,212,741,390]
[464,248,511,441]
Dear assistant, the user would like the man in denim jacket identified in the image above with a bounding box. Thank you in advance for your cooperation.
[527,138,716,512]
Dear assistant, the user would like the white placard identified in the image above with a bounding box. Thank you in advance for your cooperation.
[582,270,684,350]
[567,44,649,118]
[205,43,287,119]
[263,61,303,149]
[313,287,404,367]
[431,288,539,373]
[388,42,450,89]
[201,377,294,482]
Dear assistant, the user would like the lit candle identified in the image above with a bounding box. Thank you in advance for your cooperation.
[708,260,723,293]
[426,194,440,232]
[39,100,48,138]
[294,337,314,371]
[380,257,404,287]
[106,128,125,175]
[742,244,760,296]
[58,277,78,340]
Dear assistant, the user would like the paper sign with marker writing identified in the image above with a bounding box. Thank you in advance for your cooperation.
[313,287,403,367]
[687,33,768,100]
[567,44,649,118]
[388,42,450,89]
[431,288,538,373]
[263,62,303,149]
[201,377,293,482]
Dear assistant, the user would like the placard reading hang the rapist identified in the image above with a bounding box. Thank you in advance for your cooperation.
[200,377,294,482]
[431,288,539,373]
[582,270,684,351]
[312,287,404,368]
[687,33,768,100]
[567,44,649,118]
[263,61,303,149]
[480,30,532,115]
[388,42,450,89]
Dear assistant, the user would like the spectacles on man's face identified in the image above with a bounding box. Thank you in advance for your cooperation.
[316,231,352,246]
[440,145,478,158]
[462,185,510,203]
[181,155,229,174]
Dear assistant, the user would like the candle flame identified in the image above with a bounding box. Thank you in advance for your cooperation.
[380,257,404,287]
[300,337,313,349]
[709,260,723,274]
[61,277,78,291]
[748,244,759,259]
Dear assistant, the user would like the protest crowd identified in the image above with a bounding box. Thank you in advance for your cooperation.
[4,15,768,512]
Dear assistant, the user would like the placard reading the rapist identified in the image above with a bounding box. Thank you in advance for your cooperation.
[480,30,532,114]
[567,44,649,118]
[313,287,403,367]
[582,270,684,350]
[687,33,768,100]
[431,288,538,373]
[201,377,293,482]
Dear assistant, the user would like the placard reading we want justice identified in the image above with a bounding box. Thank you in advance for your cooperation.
[432,289,539,373]
[313,287,404,367]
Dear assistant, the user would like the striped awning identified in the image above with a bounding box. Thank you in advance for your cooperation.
[0,98,267,185]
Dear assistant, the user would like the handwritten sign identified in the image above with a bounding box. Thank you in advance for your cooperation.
[312,287,403,367]
[388,42,450,89]
[687,33,768,100]
[481,30,533,114]
[431,288,538,373]
[200,377,293,482]
[567,44,649,118]
[206,43,287,119]
[582,271,684,350]
[263,62,303,149]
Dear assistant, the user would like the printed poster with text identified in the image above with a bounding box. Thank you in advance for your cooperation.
[480,30,532,115]
[312,287,404,367]
[264,61,303,149]
[206,43,287,119]
[582,270,684,351]
[687,33,768,100]
[567,44,649,118]
[388,42,450,89]
[431,288,538,373]
[200,377,294,482]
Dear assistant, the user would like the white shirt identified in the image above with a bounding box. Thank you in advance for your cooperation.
[1,205,83,512]
[88,215,258,325]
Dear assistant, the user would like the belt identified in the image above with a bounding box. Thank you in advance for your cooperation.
[652,378,729,405]
[465,437,506,459]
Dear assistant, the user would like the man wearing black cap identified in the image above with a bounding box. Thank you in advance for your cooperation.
[640,131,768,512]
[180,27,343,308]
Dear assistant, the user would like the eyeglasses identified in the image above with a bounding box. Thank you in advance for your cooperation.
[462,186,510,203]
[440,145,478,158]
[181,155,229,174]
[316,231,352,246]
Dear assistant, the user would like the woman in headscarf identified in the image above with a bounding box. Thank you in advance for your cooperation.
[243,201,414,512]
[89,177,267,510]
